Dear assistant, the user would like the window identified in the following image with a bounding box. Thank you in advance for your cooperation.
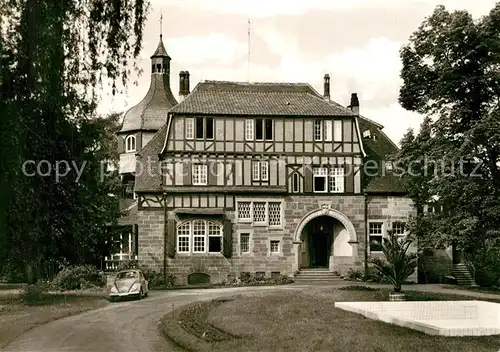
[240,233,250,253]
[385,161,393,171]
[270,240,280,253]
[193,220,205,253]
[292,173,300,193]
[177,222,191,253]
[186,118,194,139]
[236,200,283,226]
[268,202,282,226]
[334,120,342,141]
[255,118,273,140]
[362,130,371,139]
[195,117,214,139]
[392,222,406,239]
[314,120,322,141]
[252,161,260,181]
[252,161,268,181]
[237,201,251,221]
[314,120,332,141]
[369,222,384,252]
[176,220,223,254]
[313,167,328,193]
[329,167,344,193]
[192,164,207,185]
[195,117,204,139]
[324,120,332,141]
[313,167,344,193]
[125,135,136,152]
[208,221,222,252]
[261,161,269,181]
[245,119,254,140]
[104,231,137,269]
[253,202,266,223]
[205,118,214,139]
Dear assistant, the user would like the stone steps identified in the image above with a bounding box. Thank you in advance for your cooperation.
[452,264,475,286]
[294,268,344,284]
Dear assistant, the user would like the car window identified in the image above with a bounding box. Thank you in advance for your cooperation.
[116,271,139,280]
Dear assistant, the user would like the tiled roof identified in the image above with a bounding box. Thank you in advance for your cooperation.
[118,202,138,225]
[151,36,170,58]
[365,172,407,194]
[119,74,177,133]
[169,81,357,116]
[357,116,406,194]
[358,116,399,161]
[134,123,168,192]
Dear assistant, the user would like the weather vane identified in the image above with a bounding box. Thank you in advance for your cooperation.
[160,11,163,37]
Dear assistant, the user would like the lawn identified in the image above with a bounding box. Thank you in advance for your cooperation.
[162,287,500,352]
[0,291,109,348]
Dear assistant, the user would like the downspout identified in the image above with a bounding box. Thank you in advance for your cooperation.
[163,188,167,282]
[364,192,369,278]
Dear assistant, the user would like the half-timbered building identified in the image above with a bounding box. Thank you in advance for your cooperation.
[127,46,417,284]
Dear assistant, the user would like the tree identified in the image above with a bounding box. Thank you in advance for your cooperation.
[396,4,500,258]
[0,0,149,283]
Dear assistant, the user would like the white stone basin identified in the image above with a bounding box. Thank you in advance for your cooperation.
[334,300,500,336]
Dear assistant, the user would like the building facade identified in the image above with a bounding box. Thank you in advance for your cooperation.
[123,43,417,283]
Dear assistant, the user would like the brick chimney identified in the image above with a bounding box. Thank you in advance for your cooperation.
[349,93,359,114]
[179,71,190,102]
[323,74,330,101]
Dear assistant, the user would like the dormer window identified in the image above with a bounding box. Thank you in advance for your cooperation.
[362,130,371,139]
[125,135,136,152]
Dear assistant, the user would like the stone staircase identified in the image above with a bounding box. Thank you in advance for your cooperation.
[452,263,475,286]
[294,268,344,284]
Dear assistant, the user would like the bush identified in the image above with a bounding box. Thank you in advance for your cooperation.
[468,246,500,287]
[143,270,176,289]
[115,260,139,271]
[224,272,293,286]
[345,268,363,281]
[339,285,379,291]
[51,265,106,291]
[0,260,26,283]
[22,282,50,304]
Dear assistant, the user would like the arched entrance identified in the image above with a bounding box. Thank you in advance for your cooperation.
[293,208,358,272]
[303,216,334,267]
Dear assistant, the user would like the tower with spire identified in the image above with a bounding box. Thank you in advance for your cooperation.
[117,33,178,195]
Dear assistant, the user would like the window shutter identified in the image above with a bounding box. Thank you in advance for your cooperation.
[166,219,176,258]
[345,165,353,193]
[184,161,191,185]
[223,219,233,258]
[132,224,138,257]
[304,166,312,193]
[208,161,217,185]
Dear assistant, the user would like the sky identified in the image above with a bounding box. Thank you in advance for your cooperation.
[98,0,498,145]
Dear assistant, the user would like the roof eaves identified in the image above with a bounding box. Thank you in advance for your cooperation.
[354,116,367,158]
[358,115,384,129]
[160,112,173,155]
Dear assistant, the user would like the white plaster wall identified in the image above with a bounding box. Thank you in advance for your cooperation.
[333,227,352,256]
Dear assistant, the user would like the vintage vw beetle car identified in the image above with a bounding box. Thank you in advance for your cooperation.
[108,269,149,301]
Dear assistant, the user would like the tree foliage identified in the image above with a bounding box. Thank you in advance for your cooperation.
[370,237,418,293]
[0,0,149,282]
[396,4,500,255]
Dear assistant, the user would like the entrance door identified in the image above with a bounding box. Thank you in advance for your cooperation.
[311,233,329,267]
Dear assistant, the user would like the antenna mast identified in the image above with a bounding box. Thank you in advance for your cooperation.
[247,19,251,82]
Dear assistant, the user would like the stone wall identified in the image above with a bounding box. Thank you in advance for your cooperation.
[367,195,418,282]
[137,194,417,284]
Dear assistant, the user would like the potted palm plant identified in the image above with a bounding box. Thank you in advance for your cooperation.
[370,232,418,301]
